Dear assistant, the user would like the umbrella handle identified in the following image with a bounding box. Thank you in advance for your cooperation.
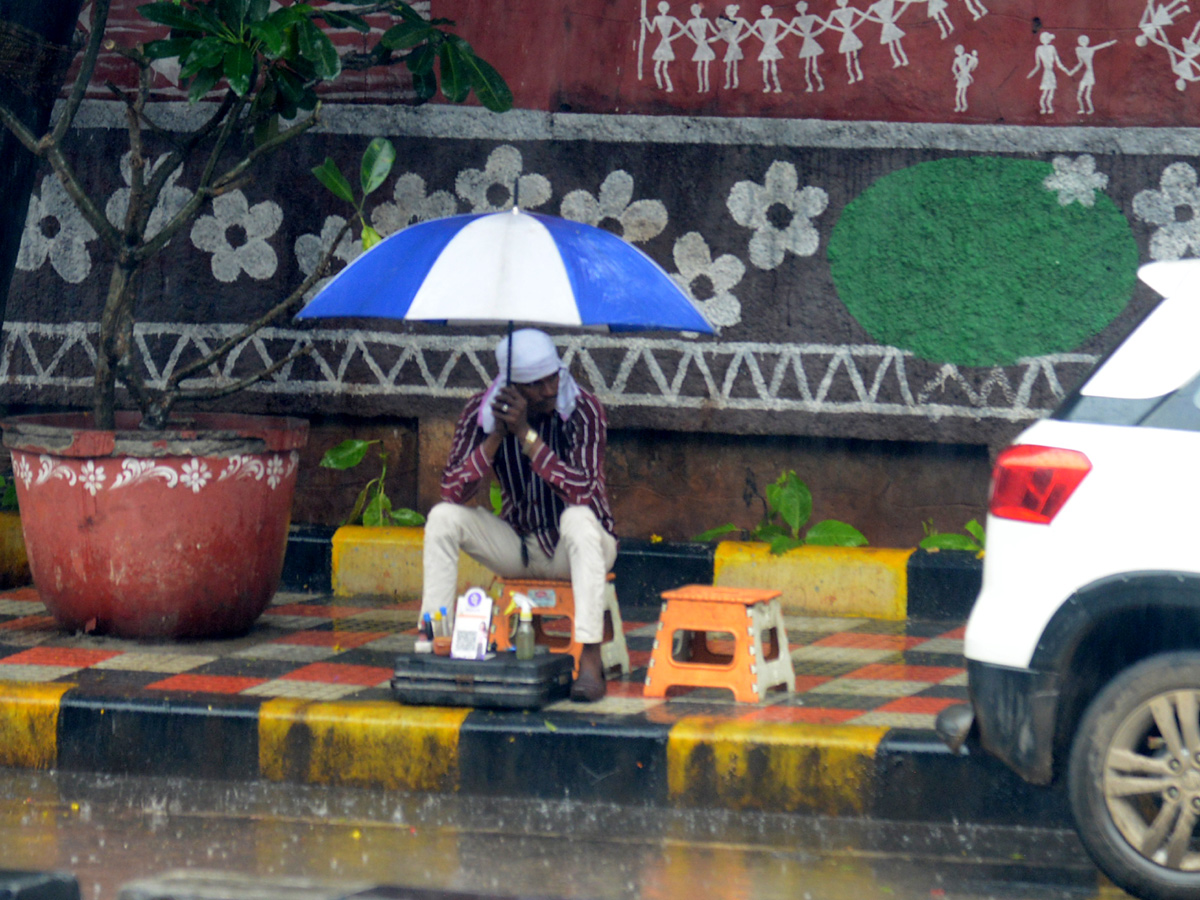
[506,320,513,386]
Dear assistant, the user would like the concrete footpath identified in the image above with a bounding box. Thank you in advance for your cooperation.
[0,530,1071,831]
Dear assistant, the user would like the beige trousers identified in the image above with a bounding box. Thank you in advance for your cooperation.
[421,502,618,643]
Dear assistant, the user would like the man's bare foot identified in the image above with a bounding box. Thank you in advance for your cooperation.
[570,642,606,702]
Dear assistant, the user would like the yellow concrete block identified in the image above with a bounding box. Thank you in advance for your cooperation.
[667,717,887,815]
[259,699,469,791]
[0,512,29,588]
[0,683,71,770]
[331,525,494,600]
[713,542,914,620]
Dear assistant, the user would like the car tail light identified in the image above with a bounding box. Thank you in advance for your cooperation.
[989,444,1092,524]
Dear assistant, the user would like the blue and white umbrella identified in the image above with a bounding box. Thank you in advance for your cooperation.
[296,209,713,335]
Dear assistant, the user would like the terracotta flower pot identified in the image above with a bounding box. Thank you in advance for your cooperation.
[1,412,308,638]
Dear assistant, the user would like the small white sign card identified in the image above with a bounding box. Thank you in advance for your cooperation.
[451,587,494,660]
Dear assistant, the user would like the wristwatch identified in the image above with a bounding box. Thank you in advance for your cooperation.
[522,427,539,450]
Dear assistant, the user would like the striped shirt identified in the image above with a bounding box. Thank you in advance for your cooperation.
[440,388,617,558]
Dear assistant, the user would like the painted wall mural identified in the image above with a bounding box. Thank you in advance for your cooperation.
[4,1,1198,447]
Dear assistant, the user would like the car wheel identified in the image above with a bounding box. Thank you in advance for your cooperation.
[1068,652,1200,900]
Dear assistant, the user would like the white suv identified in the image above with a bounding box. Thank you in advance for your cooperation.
[938,259,1200,900]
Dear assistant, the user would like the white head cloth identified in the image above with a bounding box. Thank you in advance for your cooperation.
[478,329,581,433]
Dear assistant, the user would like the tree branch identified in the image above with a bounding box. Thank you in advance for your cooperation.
[167,219,352,387]
[172,342,314,404]
[211,106,320,191]
[43,143,123,250]
[52,0,113,145]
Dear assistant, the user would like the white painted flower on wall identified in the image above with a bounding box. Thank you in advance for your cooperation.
[456,145,551,212]
[295,215,362,300]
[79,461,106,497]
[727,161,828,270]
[179,459,212,493]
[1043,155,1108,207]
[371,173,457,237]
[105,152,193,238]
[560,171,668,243]
[16,174,98,284]
[190,190,282,282]
[1133,162,1200,260]
[670,232,745,329]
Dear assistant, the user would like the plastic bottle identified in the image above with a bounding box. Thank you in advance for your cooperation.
[505,594,536,661]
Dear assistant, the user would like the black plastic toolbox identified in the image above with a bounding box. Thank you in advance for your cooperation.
[391,650,573,709]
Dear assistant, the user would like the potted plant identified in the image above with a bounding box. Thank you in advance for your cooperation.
[0,0,510,637]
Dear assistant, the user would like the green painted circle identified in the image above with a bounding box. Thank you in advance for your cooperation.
[827,157,1138,367]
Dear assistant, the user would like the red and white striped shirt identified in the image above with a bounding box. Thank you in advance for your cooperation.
[440,388,617,558]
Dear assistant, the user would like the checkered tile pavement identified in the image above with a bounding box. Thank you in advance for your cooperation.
[0,587,967,729]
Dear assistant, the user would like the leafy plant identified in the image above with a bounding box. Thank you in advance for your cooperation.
[693,470,868,555]
[0,0,510,430]
[312,137,396,250]
[920,518,986,555]
[0,476,16,513]
[320,439,425,528]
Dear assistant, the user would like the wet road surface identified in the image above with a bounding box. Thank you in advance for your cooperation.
[0,770,1130,900]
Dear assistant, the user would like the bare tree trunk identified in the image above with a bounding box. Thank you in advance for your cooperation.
[95,262,135,430]
[0,1,86,329]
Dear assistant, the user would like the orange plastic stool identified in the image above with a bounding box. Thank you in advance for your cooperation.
[643,584,796,703]
[493,576,630,676]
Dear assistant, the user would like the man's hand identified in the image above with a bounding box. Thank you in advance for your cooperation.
[491,386,529,436]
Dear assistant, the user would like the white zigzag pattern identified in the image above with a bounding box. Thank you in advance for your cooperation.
[0,322,1094,421]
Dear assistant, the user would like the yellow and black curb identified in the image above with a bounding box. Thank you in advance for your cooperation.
[2,682,1067,827]
[322,528,982,622]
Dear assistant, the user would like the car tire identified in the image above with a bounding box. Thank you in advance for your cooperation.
[1068,652,1200,900]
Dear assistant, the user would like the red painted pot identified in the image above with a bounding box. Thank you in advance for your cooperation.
[1,412,308,638]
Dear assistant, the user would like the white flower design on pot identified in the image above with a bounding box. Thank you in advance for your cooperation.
[371,173,457,237]
[1043,154,1109,208]
[16,174,98,284]
[670,232,745,329]
[79,461,106,497]
[295,215,362,300]
[266,456,285,489]
[105,152,193,239]
[179,459,212,493]
[190,190,283,282]
[13,457,32,489]
[559,171,668,243]
[456,146,551,213]
[1133,162,1200,260]
[727,161,828,270]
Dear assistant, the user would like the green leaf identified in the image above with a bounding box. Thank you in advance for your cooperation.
[187,66,222,103]
[692,523,737,543]
[750,522,788,543]
[363,489,393,527]
[319,438,374,470]
[320,10,370,32]
[217,0,250,30]
[223,43,254,96]
[143,37,195,60]
[388,508,426,527]
[490,481,503,516]
[311,158,355,204]
[181,36,227,78]
[454,44,513,112]
[805,519,868,547]
[768,535,803,555]
[138,2,208,32]
[411,66,436,102]
[0,478,16,512]
[360,137,396,197]
[250,20,285,55]
[297,17,341,79]
[381,20,435,50]
[248,0,270,22]
[964,519,986,547]
[769,471,812,538]
[438,41,470,103]
[919,533,980,552]
[361,224,382,250]
[406,42,437,75]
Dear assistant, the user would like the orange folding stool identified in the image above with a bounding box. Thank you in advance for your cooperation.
[493,576,630,677]
[643,584,796,703]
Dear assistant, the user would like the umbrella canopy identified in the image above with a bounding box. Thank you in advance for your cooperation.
[295,209,714,334]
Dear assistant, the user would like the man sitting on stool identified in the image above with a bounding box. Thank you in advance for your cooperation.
[422,329,618,702]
